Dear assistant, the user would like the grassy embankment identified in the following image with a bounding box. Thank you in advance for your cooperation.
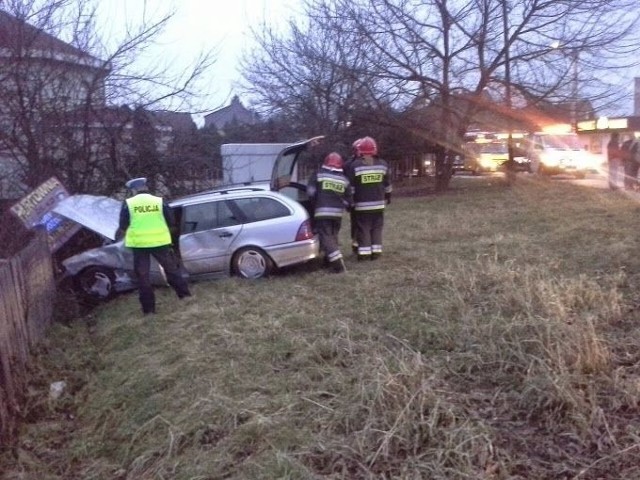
[4,174,640,479]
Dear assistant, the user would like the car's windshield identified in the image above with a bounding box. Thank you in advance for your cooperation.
[480,142,508,154]
[542,135,583,150]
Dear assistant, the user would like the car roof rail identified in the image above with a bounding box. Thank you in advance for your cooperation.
[212,187,268,195]
[177,185,270,200]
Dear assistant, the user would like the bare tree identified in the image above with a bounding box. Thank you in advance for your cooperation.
[241,12,384,140]
[242,0,640,191]
[0,0,216,200]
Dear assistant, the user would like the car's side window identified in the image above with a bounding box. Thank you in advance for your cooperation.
[292,149,319,186]
[217,200,242,228]
[182,201,242,233]
[182,202,215,233]
[232,197,291,223]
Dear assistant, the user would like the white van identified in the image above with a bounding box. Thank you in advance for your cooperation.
[527,132,600,179]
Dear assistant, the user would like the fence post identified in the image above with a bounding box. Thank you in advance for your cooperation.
[0,230,55,450]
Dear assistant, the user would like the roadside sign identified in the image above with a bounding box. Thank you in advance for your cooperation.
[9,177,81,252]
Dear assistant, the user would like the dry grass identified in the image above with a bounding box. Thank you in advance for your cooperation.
[4,174,640,479]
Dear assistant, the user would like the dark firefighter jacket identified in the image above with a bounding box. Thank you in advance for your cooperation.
[307,166,352,218]
[346,156,392,212]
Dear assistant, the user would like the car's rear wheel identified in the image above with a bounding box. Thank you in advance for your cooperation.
[75,266,116,301]
[232,247,273,279]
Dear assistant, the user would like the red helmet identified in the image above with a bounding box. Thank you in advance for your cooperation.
[323,152,344,169]
[357,136,378,156]
[351,138,363,156]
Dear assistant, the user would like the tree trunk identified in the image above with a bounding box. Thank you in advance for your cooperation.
[434,148,453,192]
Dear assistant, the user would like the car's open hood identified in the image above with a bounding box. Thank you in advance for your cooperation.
[52,194,122,241]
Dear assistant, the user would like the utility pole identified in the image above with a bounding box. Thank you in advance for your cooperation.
[551,41,579,132]
[571,49,578,132]
[502,0,514,166]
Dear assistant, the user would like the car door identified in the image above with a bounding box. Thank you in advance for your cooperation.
[230,195,295,246]
[269,135,325,217]
[178,199,243,275]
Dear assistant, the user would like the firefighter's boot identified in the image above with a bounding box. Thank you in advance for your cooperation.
[331,258,347,273]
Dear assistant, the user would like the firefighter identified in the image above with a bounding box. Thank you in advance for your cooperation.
[307,152,351,273]
[117,177,191,315]
[347,136,392,261]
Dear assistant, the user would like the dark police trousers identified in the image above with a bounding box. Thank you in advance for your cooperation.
[133,246,191,314]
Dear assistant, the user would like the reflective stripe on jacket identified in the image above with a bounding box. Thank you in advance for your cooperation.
[307,167,351,219]
[348,157,392,212]
[124,194,172,248]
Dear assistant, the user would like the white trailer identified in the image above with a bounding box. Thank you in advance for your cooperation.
[220,143,289,185]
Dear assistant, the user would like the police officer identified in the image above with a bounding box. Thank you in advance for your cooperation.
[117,177,191,315]
[307,152,351,273]
[347,137,392,260]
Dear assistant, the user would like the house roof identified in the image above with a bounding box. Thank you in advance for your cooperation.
[149,110,196,132]
[468,99,595,133]
[42,106,197,133]
[203,96,259,129]
[0,9,107,70]
[410,90,596,135]
[41,106,133,128]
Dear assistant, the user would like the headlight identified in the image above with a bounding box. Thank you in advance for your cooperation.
[574,157,590,169]
[479,156,494,168]
[540,154,559,167]
[579,154,603,170]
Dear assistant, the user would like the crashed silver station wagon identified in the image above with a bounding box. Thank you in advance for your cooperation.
[54,136,325,301]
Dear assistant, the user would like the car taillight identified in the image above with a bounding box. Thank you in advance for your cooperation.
[295,219,314,241]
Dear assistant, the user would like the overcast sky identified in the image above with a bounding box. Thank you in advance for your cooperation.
[94,1,638,122]
[96,0,301,123]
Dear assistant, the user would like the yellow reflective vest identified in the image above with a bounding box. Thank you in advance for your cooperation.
[124,194,172,248]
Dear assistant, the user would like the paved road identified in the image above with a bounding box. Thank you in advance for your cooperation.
[568,172,609,189]
[510,170,611,189]
[459,169,619,191]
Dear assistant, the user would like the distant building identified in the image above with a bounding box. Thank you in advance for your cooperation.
[0,10,205,202]
[409,89,595,136]
[149,110,197,133]
[46,106,197,162]
[467,96,595,133]
[203,96,259,132]
[0,10,109,200]
[0,10,109,110]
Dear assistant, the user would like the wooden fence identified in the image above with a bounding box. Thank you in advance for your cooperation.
[0,230,56,450]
